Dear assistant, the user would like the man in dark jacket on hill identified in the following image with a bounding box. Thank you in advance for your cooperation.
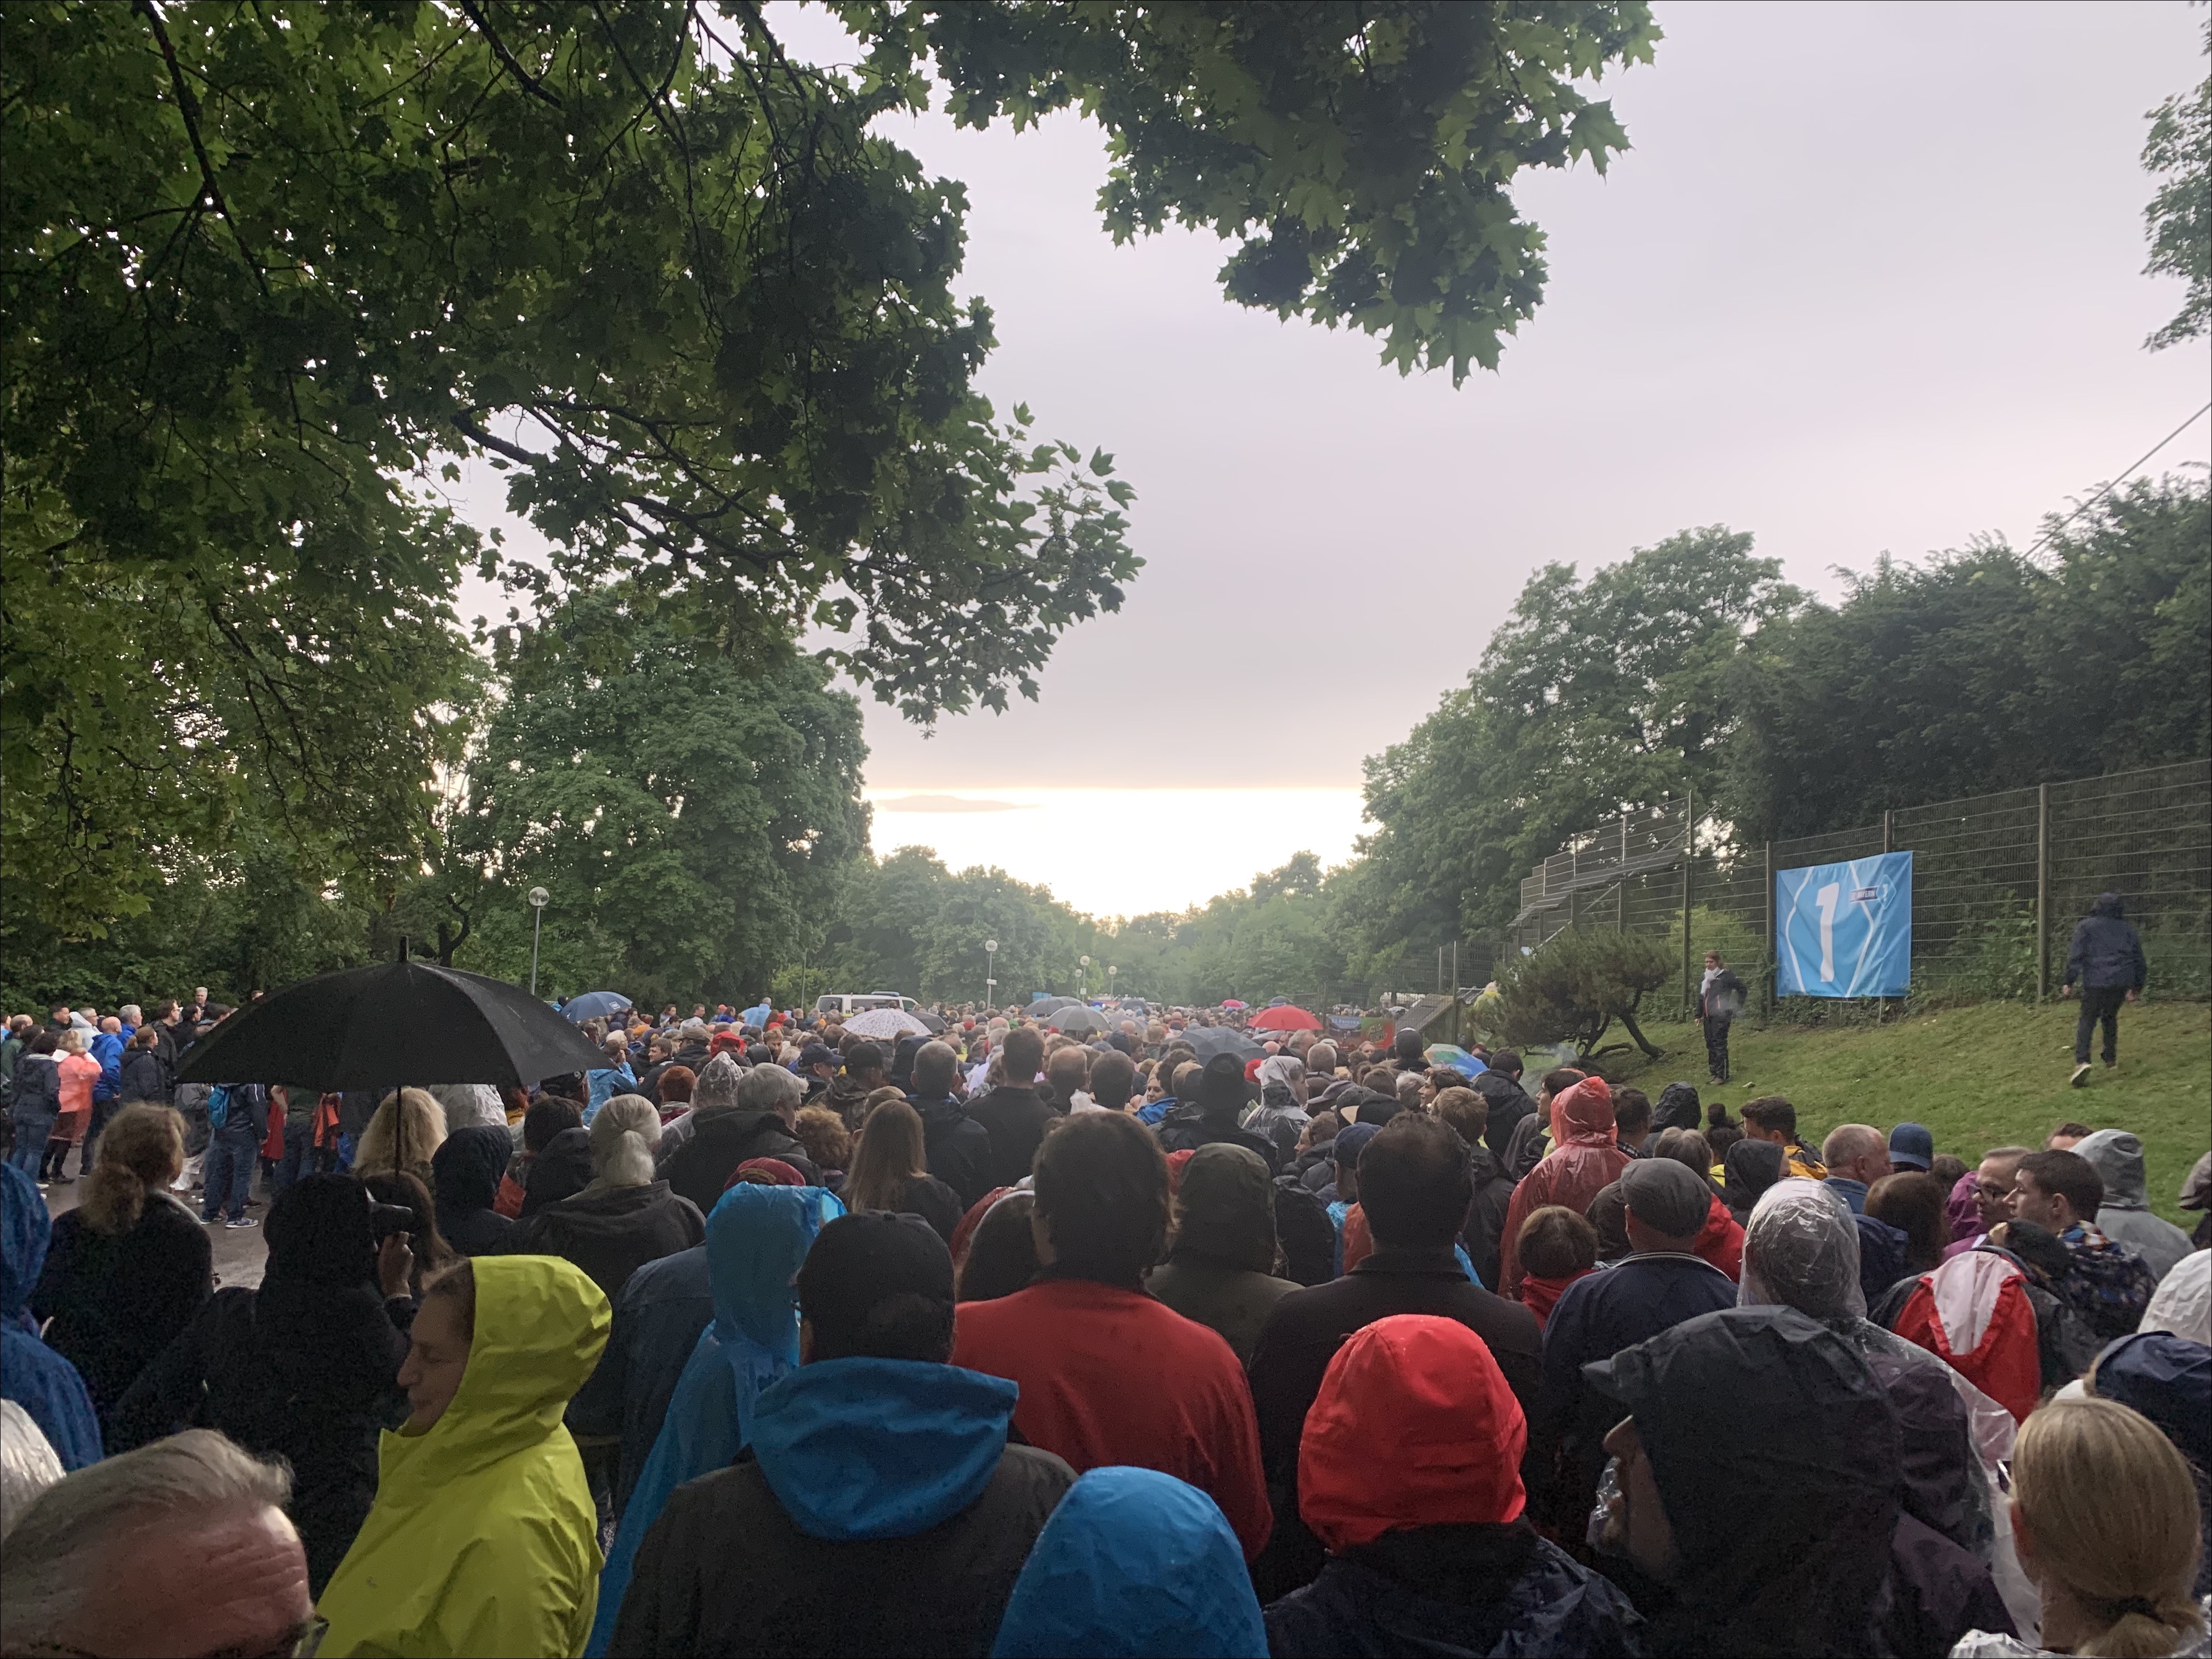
[608,1212,1074,1656]
[907,1041,993,1208]
[964,1027,1057,1189]
[1247,1112,1541,1599]
[2062,890,2147,1086]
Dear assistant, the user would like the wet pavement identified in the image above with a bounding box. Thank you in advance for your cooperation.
[39,1162,270,1291]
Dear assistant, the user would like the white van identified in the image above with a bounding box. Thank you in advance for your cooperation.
[814,992,921,1018]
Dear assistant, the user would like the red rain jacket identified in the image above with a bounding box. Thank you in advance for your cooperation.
[1499,1080,1631,1300]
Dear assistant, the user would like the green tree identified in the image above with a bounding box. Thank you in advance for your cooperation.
[1495,925,1671,1058]
[1723,478,2210,839]
[1354,526,1799,941]
[450,589,868,1008]
[7,0,1660,945]
[2142,11,2210,350]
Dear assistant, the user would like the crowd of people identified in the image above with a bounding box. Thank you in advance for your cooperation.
[1,992,2208,1657]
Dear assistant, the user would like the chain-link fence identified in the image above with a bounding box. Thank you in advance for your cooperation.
[1507,759,2211,1012]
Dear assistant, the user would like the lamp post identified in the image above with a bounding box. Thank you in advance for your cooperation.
[527,887,550,996]
[1079,954,1090,999]
[984,939,997,1009]
[1108,964,1118,1001]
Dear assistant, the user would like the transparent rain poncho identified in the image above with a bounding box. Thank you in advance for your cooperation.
[1738,1180,2035,1634]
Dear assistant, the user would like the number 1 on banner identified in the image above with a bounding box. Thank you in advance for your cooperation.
[1815,883,1840,981]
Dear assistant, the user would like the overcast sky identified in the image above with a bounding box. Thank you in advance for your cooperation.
[747,0,2208,791]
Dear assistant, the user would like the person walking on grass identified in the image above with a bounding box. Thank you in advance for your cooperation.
[2061,891,2146,1087]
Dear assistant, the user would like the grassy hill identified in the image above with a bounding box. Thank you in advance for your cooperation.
[1602,1000,2210,1225]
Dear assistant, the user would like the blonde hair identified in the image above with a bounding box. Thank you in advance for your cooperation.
[351,1088,447,1180]
[56,1028,87,1055]
[588,1095,661,1187]
[78,1104,185,1236]
[846,1099,929,1213]
[2012,1398,2205,1658]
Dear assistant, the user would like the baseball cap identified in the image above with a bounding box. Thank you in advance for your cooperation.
[1887,1122,1933,1171]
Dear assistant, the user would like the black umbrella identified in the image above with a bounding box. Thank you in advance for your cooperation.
[1047,1006,1110,1035]
[177,954,606,1092]
[1180,1025,1265,1063]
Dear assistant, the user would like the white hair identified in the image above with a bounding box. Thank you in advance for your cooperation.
[118,1005,143,1026]
[588,1094,661,1187]
[0,1401,61,1541]
[0,1430,290,1651]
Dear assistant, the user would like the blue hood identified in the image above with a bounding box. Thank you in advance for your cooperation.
[752,1357,1017,1541]
[990,1467,1267,1658]
[587,1183,842,1657]
[1,1162,47,1322]
[2094,1331,2212,1465]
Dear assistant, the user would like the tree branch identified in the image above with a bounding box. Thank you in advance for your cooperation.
[456,0,564,107]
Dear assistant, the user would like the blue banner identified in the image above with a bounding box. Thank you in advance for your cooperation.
[1776,851,1912,998]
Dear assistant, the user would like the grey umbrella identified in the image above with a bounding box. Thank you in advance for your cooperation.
[1046,1005,1110,1035]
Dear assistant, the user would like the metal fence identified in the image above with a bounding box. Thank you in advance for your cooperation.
[1508,759,2212,1010]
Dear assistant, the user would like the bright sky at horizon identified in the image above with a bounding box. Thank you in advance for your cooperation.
[454,1,2212,914]
[866,788,1372,919]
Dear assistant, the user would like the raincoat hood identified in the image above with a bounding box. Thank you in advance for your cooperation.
[432,1122,513,1217]
[399,1254,610,1484]
[989,1466,1267,1658]
[2073,1128,2149,1211]
[2092,1331,2212,1465]
[586,1183,840,1656]
[751,1357,1018,1541]
[1,1161,46,1321]
[1585,1306,1901,1657]
[1722,1139,1788,1221]
[1652,1082,1703,1134]
[1299,1315,1524,1551]
[2090,890,2126,918]
[1172,1143,1277,1273]
[1739,1179,1865,1319]
[2143,1248,2210,1345]
[1554,1077,1616,1146]
[317,1254,611,1659]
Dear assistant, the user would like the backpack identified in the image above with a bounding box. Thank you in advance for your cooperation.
[207,1082,233,1129]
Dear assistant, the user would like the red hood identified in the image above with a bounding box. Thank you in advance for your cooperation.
[1299,1314,1525,1550]
[1553,1076,1617,1147]
[1695,1192,1744,1281]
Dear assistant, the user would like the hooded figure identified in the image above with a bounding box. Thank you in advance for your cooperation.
[1244,1056,1311,1161]
[1721,1137,1787,1226]
[318,1255,612,1658]
[586,1183,840,1656]
[2073,1129,2194,1281]
[0,1166,100,1470]
[1470,1066,1535,1166]
[2086,1331,2212,1598]
[1497,1078,1631,1300]
[1650,1082,1702,1137]
[2142,1247,2210,1346]
[1145,1145,1300,1362]
[1267,1315,1643,1658]
[431,1123,516,1257]
[989,1467,1267,1658]
[1584,1306,1904,1657]
[1737,1182,2024,1635]
[113,1174,410,1590]
[1158,1053,1281,1172]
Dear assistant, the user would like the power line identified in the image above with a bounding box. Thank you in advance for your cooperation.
[2024,399,2212,557]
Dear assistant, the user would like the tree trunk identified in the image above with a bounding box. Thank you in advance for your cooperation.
[1619,1008,1663,1058]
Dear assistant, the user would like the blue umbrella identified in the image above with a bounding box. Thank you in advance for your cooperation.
[561,991,633,1025]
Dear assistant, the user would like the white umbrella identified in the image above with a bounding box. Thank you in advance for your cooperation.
[843,1007,931,1041]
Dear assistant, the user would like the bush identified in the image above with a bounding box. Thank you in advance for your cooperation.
[1497,927,1676,1059]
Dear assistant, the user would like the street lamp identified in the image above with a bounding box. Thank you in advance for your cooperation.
[527,887,550,996]
[1108,964,1118,999]
[1079,954,1091,999]
[984,938,997,1008]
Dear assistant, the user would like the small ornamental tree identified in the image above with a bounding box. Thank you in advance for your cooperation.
[1496,927,1673,1059]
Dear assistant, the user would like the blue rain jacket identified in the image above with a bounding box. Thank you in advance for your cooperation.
[991,1466,1267,1657]
[1,1164,101,1469]
[586,1183,840,1656]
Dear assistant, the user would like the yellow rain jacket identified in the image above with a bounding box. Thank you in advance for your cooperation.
[319,1255,612,1657]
